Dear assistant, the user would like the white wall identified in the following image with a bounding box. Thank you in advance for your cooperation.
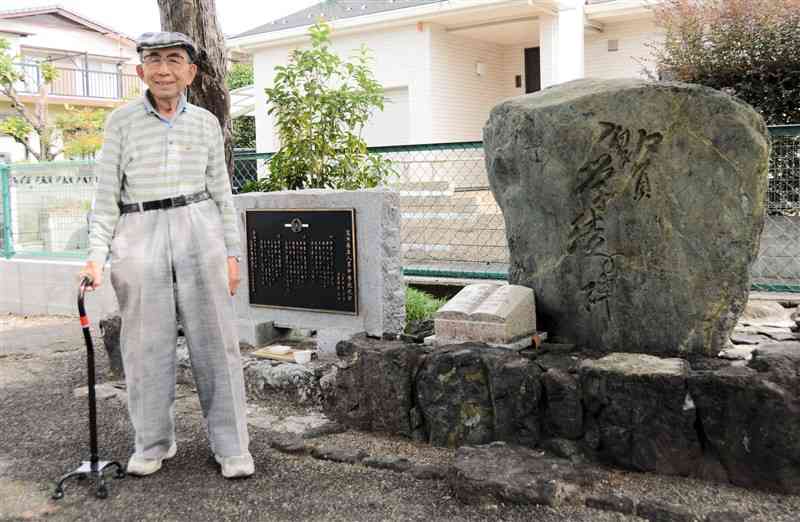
[0,135,26,163]
[501,45,525,100]
[252,24,431,152]
[585,18,662,79]
[428,26,518,143]
[0,258,118,317]
[362,86,410,147]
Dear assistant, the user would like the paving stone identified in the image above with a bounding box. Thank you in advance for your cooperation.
[585,494,635,515]
[267,432,307,454]
[362,455,413,473]
[410,464,451,481]
[637,499,700,522]
[705,511,748,522]
[310,445,368,464]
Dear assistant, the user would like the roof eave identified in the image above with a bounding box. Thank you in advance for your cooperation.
[0,6,136,45]
[584,0,659,20]
[229,0,526,51]
[0,27,34,36]
[230,0,657,53]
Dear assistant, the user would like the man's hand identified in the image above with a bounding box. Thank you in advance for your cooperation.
[227,257,241,296]
[79,261,103,291]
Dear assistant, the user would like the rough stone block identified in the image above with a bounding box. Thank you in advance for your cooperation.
[416,344,542,447]
[449,443,601,507]
[580,353,701,475]
[688,358,800,494]
[322,334,428,436]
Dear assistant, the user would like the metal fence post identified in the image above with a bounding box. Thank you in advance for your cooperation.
[0,163,14,259]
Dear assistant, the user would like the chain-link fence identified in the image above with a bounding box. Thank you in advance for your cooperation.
[752,125,800,291]
[0,161,95,259]
[232,129,800,286]
[230,143,509,279]
[231,149,271,193]
[2,127,800,291]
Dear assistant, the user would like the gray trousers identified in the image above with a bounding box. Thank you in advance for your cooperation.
[110,199,249,459]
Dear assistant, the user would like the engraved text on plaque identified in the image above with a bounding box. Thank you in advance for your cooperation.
[245,209,358,314]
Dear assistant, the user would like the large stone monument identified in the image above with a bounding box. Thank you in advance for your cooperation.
[484,78,770,356]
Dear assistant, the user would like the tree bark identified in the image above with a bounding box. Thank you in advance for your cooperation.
[157,0,234,179]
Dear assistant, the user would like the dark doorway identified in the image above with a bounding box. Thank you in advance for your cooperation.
[524,47,541,93]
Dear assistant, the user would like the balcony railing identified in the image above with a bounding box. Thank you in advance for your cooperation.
[12,63,143,100]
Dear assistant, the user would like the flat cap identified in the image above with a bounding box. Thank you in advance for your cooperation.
[136,31,197,60]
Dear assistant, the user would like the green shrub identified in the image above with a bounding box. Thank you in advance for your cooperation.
[405,287,447,323]
[648,0,800,125]
[248,21,393,192]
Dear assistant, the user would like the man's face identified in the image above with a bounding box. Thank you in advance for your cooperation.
[136,47,197,102]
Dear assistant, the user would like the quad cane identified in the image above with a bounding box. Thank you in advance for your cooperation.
[53,276,125,500]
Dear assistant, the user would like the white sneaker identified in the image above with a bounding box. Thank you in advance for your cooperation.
[126,442,177,476]
[214,453,255,478]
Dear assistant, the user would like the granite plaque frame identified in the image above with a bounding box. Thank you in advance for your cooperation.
[245,209,358,314]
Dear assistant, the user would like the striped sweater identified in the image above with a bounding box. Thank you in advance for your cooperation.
[87,92,241,264]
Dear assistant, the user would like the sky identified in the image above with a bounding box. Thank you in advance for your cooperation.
[2,0,321,39]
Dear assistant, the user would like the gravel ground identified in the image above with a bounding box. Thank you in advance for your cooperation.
[1,312,799,522]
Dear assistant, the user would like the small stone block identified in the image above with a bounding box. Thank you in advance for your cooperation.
[434,284,536,344]
[637,500,699,522]
[586,494,635,515]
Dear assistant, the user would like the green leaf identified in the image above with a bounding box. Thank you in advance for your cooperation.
[254,20,395,191]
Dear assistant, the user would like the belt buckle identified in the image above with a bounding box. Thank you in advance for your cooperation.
[171,195,187,208]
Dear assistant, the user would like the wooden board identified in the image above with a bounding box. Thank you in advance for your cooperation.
[252,347,299,363]
[251,346,317,363]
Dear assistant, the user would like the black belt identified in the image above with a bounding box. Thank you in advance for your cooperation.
[120,191,211,214]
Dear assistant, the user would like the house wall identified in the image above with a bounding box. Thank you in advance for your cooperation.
[585,18,662,79]
[10,15,136,64]
[428,25,521,143]
[501,45,525,100]
[0,31,23,55]
[249,14,660,151]
[252,24,431,152]
[0,100,29,162]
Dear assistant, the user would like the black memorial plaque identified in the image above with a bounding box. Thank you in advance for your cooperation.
[246,209,358,314]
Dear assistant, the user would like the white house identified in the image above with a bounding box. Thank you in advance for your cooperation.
[0,5,140,162]
[228,0,663,152]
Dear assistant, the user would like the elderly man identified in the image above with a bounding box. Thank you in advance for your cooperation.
[80,32,253,479]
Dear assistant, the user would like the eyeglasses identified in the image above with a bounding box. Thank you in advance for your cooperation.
[142,55,190,68]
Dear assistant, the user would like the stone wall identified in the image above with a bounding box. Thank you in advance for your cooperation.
[323,336,800,494]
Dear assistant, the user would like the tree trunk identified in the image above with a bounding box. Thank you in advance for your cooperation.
[157,0,234,179]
